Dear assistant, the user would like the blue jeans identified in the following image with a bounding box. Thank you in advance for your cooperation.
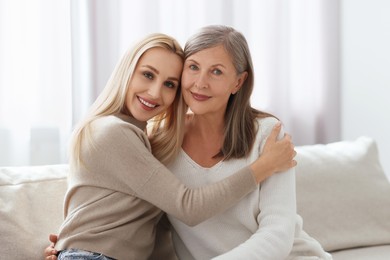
[58,249,116,260]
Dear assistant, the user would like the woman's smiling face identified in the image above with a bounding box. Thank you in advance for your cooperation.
[181,44,246,117]
[125,47,183,122]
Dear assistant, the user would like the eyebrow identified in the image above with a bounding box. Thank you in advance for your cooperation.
[142,65,159,74]
[142,65,180,82]
[186,59,227,69]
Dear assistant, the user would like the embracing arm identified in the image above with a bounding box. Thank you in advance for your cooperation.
[43,118,295,259]
[88,117,295,226]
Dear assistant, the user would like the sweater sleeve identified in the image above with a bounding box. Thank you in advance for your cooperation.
[212,120,296,260]
[84,117,257,226]
[211,169,296,260]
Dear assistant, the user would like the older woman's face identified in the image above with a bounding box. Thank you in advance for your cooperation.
[125,47,183,122]
[181,45,247,117]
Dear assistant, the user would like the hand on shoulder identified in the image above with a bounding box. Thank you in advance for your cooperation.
[250,121,297,183]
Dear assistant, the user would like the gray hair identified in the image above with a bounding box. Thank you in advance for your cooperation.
[184,25,273,159]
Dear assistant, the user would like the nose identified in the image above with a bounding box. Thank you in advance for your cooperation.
[194,71,208,89]
[147,81,162,99]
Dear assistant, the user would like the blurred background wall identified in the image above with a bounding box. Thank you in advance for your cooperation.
[341,0,390,177]
[0,0,388,179]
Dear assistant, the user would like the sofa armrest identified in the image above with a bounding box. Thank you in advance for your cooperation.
[0,164,68,259]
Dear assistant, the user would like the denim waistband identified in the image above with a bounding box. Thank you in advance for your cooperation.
[57,248,116,260]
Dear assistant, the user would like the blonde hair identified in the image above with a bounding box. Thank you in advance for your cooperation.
[70,33,187,167]
[185,25,274,160]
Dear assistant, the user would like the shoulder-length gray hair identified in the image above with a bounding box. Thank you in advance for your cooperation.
[185,25,274,159]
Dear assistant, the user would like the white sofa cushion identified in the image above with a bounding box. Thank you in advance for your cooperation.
[0,164,68,260]
[332,245,390,260]
[1,137,389,259]
[295,136,390,252]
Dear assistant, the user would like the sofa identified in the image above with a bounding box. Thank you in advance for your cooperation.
[1,136,390,259]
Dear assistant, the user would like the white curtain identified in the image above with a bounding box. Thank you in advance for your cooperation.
[74,0,340,144]
[0,0,340,166]
[0,0,72,166]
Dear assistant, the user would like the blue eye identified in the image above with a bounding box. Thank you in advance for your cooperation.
[164,81,176,89]
[189,64,198,71]
[143,72,153,79]
[212,69,222,75]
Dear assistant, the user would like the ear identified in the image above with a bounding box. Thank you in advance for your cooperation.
[232,71,248,95]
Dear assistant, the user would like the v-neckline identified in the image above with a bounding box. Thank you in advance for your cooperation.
[180,148,224,170]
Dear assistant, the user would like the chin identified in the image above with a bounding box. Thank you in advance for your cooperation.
[188,107,207,115]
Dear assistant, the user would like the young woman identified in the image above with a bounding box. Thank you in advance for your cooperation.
[46,33,296,260]
[166,25,332,260]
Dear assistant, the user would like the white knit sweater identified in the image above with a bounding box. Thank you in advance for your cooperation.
[167,117,332,260]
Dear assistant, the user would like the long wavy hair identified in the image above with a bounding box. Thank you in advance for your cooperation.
[70,33,187,166]
[184,25,274,160]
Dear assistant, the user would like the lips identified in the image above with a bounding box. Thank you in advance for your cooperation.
[137,96,159,110]
[191,91,210,101]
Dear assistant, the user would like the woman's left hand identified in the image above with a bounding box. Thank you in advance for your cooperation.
[43,234,58,260]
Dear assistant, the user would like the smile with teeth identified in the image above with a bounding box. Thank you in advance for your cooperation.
[138,96,158,108]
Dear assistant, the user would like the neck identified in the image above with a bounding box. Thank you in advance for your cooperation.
[182,113,225,167]
[187,112,224,140]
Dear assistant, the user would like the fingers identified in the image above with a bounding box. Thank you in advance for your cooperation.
[44,253,56,260]
[44,245,57,256]
[284,133,294,149]
[49,234,58,243]
[265,122,297,171]
[269,122,282,141]
[44,234,58,259]
[283,132,297,168]
[283,132,292,141]
[44,246,52,256]
[291,149,297,167]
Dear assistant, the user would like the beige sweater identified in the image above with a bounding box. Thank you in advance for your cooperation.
[55,114,256,260]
